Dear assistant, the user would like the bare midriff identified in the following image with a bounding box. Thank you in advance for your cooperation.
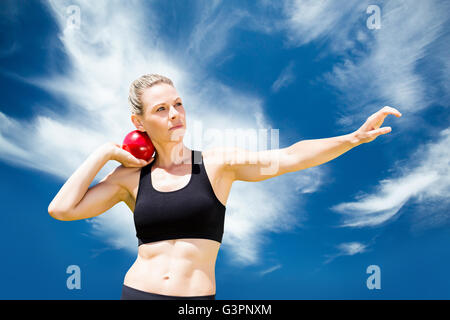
[123,238,220,297]
[122,149,232,297]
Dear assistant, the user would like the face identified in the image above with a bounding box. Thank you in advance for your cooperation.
[131,83,186,143]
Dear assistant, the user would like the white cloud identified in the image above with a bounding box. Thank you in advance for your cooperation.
[185,0,247,65]
[85,202,138,251]
[259,264,282,276]
[324,241,368,264]
[321,0,449,130]
[281,0,365,51]
[331,128,450,229]
[271,61,296,93]
[338,242,367,255]
[254,0,449,131]
[270,0,450,232]
[293,165,331,194]
[0,0,327,266]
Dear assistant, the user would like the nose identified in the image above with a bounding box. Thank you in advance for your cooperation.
[168,104,180,119]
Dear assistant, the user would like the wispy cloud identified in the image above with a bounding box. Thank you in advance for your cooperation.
[272,0,450,131]
[0,0,327,266]
[185,0,247,66]
[281,0,365,52]
[331,128,450,229]
[324,241,368,264]
[259,264,282,276]
[265,0,450,232]
[271,61,296,93]
[323,0,450,130]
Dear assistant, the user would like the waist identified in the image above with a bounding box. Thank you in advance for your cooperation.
[121,284,216,300]
[124,239,219,296]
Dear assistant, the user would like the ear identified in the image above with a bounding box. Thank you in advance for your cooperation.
[131,114,145,131]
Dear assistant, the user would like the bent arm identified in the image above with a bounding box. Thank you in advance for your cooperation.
[48,143,117,220]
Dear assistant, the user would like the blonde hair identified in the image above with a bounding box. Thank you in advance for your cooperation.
[128,74,174,115]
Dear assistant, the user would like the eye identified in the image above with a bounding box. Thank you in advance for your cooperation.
[156,102,182,112]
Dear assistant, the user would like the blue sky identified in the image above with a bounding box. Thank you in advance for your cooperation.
[0,0,449,300]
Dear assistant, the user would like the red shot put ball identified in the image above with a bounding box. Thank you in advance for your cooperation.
[122,130,155,162]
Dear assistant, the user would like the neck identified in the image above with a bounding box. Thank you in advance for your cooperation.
[152,140,191,169]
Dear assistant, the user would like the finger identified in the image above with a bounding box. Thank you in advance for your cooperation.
[369,106,401,122]
[381,106,402,117]
[141,157,154,166]
[365,109,393,129]
[369,126,392,137]
[138,158,149,166]
[128,155,143,166]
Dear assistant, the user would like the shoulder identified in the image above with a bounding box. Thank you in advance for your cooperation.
[201,147,220,159]
[201,146,240,166]
[201,147,229,165]
[201,147,236,180]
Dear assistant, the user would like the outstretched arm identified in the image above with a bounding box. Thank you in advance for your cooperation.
[221,106,402,182]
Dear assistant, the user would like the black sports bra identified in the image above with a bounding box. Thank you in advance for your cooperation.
[133,149,226,246]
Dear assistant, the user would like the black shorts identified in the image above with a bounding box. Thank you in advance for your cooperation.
[120,284,216,300]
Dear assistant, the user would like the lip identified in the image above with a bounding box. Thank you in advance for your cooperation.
[169,124,184,130]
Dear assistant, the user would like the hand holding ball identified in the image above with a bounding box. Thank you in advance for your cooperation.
[122,130,155,162]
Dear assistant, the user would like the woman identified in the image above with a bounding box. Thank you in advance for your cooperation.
[48,74,402,300]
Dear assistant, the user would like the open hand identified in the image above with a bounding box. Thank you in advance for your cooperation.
[353,106,402,144]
